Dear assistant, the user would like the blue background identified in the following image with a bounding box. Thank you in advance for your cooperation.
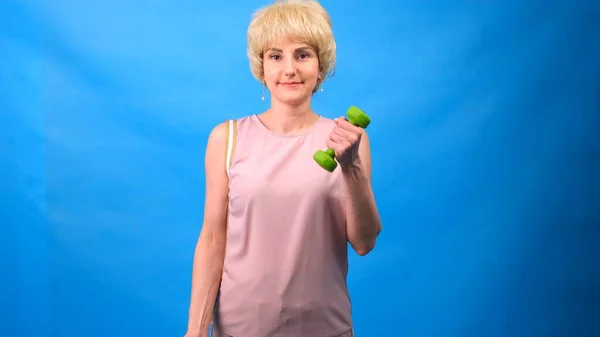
[2,0,599,336]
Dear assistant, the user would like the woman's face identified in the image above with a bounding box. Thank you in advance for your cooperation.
[263,39,322,106]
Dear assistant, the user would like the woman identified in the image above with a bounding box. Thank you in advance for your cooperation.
[185,1,382,336]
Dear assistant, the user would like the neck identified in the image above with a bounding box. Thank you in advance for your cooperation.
[261,97,318,134]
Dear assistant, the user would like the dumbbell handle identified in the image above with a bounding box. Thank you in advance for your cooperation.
[313,106,371,172]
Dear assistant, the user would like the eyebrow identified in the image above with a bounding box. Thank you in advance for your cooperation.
[268,46,313,53]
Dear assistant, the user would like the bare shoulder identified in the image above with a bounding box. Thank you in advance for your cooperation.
[204,120,231,180]
[206,121,228,150]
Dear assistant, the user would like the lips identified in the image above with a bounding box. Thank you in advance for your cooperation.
[280,82,302,88]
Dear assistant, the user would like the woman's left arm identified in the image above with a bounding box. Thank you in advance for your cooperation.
[341,132,382,255]
[327,118,382,256]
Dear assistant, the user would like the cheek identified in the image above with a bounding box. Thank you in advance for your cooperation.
[263,61,282,75]
[263,67,276,81]
[303,62,321,80]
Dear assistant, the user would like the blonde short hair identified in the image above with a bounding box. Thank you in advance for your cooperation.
[247,0,336,90]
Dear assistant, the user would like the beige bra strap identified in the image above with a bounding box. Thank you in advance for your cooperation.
[225,119,237,178]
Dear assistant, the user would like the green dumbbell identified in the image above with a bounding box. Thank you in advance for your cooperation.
[313,105,371,172]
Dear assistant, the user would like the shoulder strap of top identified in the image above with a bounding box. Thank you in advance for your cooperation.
[225,119,238,178]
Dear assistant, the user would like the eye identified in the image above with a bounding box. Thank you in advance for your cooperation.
[297,52,309,59]
[268,54,281,61]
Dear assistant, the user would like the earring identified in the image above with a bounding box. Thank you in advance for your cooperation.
[261,86,265,101]
[317,77,324,93]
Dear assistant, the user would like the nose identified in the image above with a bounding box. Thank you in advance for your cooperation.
[284,58,296,76]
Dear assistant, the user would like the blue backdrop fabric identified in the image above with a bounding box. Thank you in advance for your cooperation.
[1,0,599,336]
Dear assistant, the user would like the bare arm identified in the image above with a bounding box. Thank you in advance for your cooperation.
[342,131,382,256]
[185,122,230,337]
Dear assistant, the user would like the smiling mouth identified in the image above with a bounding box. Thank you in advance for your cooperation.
[280,82,302,87]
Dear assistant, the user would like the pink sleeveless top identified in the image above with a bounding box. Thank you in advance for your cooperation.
[212,115,353,337]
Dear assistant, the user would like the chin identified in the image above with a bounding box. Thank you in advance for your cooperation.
[274,91,312,105]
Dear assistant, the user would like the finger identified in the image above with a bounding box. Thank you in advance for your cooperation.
[333,126,360,144]
[326,140,342,154]
[327,132,350,151]
[328,132,345,146]
[331,127,346,138]
[335,118,361,133]
[335,124,363,145]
